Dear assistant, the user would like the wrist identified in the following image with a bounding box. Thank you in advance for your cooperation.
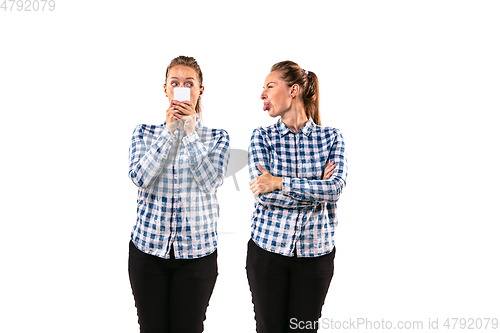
[166,120,177,130]
[275,177,282,191]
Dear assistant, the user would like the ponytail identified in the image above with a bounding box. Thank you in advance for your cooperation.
[303,71,320,126]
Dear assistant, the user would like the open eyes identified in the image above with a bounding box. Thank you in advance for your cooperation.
[170,81,194,88]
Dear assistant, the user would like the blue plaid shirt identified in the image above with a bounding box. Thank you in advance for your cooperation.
[248,118,347,257]
[128,119,230,259]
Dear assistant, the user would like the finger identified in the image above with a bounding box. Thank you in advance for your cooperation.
[173,108,194,117]
[322,166,333,180]
[253,185,262,196]
[257,163,267,174]
[326,162,336,171]
[252,186,259,196]
[171,112,182,120]
[173,101,196,114]
[251,180,265,196]
[167,112,181,121]
[167,107,181,117]
[178,101,194,108]
[252,178,262,191]
[251,183,259,196]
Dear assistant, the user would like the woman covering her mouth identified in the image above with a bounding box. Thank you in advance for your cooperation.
[247,60,348,333]
[127,55,230,333]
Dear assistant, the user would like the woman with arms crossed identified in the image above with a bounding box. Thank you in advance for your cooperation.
[128,56,230,333]
[247,61,348,333]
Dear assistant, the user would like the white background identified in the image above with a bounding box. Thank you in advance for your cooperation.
[1,1,499,332]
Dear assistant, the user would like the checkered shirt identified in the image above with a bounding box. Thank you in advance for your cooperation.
[128,119,230,259]
[248,118,348,257]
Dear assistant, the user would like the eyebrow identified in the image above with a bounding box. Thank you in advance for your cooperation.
[169,77,196,80]
[263,81,275,88]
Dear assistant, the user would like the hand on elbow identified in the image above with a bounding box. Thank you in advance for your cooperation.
[249,163,282,196]
[321,160,336,180]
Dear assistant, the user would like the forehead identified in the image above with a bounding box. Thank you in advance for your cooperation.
[168,65,198,80]
[264,71,283,85]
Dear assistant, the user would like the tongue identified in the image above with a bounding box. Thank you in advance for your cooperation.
[263,103,270,111]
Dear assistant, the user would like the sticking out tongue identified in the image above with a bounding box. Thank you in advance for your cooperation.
[263,103,270,111]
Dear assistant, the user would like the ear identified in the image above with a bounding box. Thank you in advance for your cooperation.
[290,84,300,98]
[199,86,205,97]
[163,84,168,97]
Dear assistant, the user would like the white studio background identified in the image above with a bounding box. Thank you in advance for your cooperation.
[1,1,499,332]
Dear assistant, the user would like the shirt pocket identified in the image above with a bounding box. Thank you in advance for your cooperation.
[270,149,288,177]
[301,152,328,180]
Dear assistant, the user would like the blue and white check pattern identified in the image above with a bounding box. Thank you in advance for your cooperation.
[248,118,347,257]
[128,119,230,259]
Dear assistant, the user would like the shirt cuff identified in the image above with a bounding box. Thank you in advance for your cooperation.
[160,127,176,141]
[182,131,200,146]
[281,177,292,195]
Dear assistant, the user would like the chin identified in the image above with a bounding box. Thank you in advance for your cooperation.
[267,110,280,118]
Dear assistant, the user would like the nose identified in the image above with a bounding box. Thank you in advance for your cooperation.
[260,91,267,100]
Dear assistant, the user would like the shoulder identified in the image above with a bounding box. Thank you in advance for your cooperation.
[131,123,165,139]
[198,126,230,142]
[313,124,343,140]
[212,127,230,138]
[251,123,278,140]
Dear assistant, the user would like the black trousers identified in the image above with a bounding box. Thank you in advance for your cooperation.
[128,241,218,333]
[246,239,335,333]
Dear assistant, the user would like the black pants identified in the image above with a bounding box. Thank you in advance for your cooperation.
[128,241,218,333]
[246,239,335,333]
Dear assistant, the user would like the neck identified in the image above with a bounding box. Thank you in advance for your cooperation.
[281,105,308,132]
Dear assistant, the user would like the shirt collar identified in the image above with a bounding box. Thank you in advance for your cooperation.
[195,118,202,129]
[277,117,315,137]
